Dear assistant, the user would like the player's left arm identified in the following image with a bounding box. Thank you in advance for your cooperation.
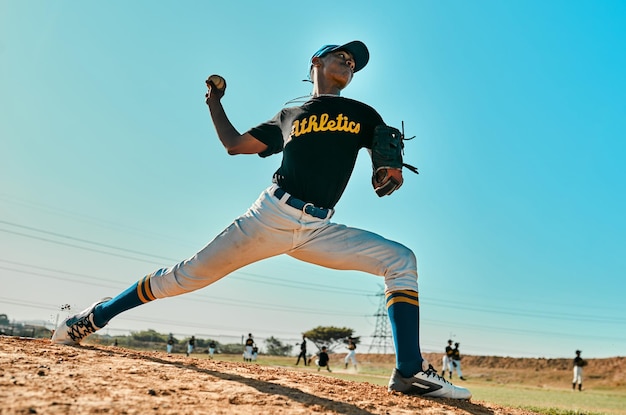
[370,124,418,197]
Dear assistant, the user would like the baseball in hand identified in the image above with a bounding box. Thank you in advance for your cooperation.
[206,74,226,91]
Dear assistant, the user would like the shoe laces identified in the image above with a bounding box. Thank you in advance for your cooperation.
[67,314,98,342]
[423,365,452,385]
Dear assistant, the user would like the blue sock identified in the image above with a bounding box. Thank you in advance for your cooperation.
[93,274,157,327]
[387,290,423,378]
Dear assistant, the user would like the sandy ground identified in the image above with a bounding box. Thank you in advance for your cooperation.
[0,337,550,415]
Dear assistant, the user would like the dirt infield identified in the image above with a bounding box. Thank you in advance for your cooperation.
[0,337,550,415]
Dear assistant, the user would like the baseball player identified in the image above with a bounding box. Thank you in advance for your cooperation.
[166,334,174,355]
[451,342,466,380]
[344,337,358,370]
[442,339,454,378]
[244,333,255,362]
[51,40,470,399]
[572,350,586,391]
[296,335,308,366]
[315,346,332,372]
[186,335,195,356]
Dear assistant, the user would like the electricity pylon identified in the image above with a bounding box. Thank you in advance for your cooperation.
[368,290,393,354]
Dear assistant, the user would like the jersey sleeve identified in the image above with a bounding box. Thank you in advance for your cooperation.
[246,110,288,158]
[359,104,385,149]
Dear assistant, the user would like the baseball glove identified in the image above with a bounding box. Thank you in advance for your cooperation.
[371,124,419,197]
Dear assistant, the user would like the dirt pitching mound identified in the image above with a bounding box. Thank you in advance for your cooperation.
[0,337,540,415]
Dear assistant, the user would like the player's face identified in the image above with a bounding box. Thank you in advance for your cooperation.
[321,50,355,88]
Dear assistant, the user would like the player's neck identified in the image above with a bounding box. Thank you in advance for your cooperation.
[311,78,345,97]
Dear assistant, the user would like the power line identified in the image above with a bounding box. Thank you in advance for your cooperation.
[2,256,624,326]
[3,215,624,320]
[422,298,626,325]
[3,296,623,348]
[0,220,179,262]
[0,258,374,297]
[0,220,378,297]
[0,228,165,265]
[0,195,195,248]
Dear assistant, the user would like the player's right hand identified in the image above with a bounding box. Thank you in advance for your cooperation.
[205,76,226,102]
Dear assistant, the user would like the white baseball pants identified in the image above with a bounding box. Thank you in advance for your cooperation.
[573,366,583,384]
[453,359,463,377]
[345,350,357,366]
[149,184,418,298]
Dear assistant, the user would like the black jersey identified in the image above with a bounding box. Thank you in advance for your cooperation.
[318,351,330,366]
[248,95,384,209]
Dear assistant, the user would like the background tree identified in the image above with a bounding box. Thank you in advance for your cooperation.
[219,342,247,354]
[303,326,359,353]
[130,329,168,343]
[0,314,10,335]
[264,336,293,356]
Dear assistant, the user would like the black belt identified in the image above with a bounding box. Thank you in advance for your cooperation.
[273,188,332,219]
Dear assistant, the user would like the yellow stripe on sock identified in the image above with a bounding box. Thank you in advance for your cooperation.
[136,275,156,303]
[136,277,148,303]
[386,290,419,308]
[386,296,420,307]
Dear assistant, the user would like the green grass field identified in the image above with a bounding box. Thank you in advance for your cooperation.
[199,354,626,415]
[467,383,625,415]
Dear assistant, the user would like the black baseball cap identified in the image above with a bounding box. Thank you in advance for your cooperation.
[310,40,370,73]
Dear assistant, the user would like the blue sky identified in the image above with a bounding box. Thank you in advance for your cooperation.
[1,1,624,358]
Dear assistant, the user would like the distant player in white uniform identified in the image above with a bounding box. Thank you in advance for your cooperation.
[186,335,195,356]
[572,350,586,391]
[166,334,174,355]
[244,334,255,362]
[344,337,358,370]
[208,341,216,358]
